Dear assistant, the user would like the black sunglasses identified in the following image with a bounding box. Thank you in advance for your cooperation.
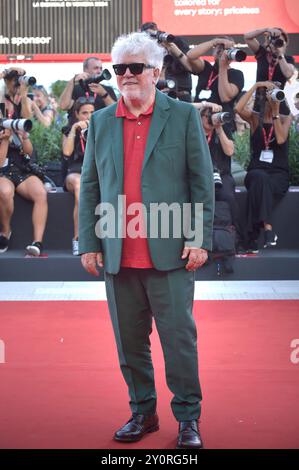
[113,63,155,76]
[77,96,95,104]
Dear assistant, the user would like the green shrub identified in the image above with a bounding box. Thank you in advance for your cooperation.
[30,119,64,165]
[50,80,68,99]
[233,129,250,170]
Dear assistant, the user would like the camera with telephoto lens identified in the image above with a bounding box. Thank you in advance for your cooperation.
[226,48,247,62]
[3,69,36,86]
[0,118,33,133]
[149,30,175,43]
[213,168,223,188]
[156,79,177,98]
[207,111,233,126]
[79,69,112,92]
[270,36,284,48]
[21,154,46,181]
[266,87,285,102]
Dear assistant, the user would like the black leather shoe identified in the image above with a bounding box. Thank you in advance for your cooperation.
[114,413,159,442]
[176,420,203,449]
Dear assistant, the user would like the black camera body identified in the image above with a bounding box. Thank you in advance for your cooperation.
[156,79,178,99]
[150,30,175,43]
[4,70,36,86]
[22,154,46,181]
[79,69,112,92]
[270,36,284,48]
[80,127,88,141]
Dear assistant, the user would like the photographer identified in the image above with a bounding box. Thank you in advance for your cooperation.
[0,67,33,119]
[0,120,48,256]
[187,37,244,128]
[30,84,55,128]
[244,28,295,115]
[59,57,116,123]
[198,102,242,244]
[140,22,193,102]
[235,81,292,252]
[61,97,95,256]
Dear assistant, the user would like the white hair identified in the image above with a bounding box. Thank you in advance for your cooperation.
[111,32,164,70]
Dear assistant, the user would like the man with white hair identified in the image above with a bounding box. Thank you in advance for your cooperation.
[78,32,214,449]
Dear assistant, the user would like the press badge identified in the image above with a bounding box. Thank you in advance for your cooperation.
[260,150,274,164]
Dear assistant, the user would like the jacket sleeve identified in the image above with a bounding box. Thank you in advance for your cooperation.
[185,105,214,250]
[78,113,102,254]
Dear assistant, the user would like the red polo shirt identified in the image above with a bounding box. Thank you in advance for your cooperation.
[116,97,154,268]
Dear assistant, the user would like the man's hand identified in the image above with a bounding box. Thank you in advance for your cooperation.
[81,252,103,277]
[88,83,106,96]
[181,247,208,271]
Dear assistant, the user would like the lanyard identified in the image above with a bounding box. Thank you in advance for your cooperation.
[267,53,277,81]
[207,131,213,145]
[268,63,277,81]
[79,135,85,154]
[207,70,218,90]
[262,126,274,150]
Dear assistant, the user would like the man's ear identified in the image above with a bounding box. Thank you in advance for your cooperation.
[153,67,161,84]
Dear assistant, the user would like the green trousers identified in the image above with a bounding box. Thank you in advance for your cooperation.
[104,267,202,422]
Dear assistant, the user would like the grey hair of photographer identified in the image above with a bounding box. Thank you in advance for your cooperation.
[111,32,164,73]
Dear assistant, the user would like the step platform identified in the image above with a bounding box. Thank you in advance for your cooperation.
[0,188,299,281]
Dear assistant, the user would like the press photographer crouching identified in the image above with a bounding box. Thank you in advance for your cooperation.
[0,117,48,256]
[197,101,244,256]
[59,57,117,125]
[141,22,193,102]
[61,97,95,256]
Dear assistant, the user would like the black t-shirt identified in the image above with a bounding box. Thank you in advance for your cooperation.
[61,125,85,176]
[255,45,295,86]
[194,61,244,109]
[254,45,295,115]
[207,128,233,176]
[248,123,289,173]
[164,36,192,92]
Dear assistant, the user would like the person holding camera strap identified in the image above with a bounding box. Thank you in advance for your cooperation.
[59,57,116,125]
[244,28,295,115]
[0,125,48,256]
[61,97,95,256]
[187,37,244,131]
[235,81,292,253]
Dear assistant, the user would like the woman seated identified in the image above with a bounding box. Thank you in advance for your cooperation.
[0,126,48,256]
[235,81,292,252]
[62,97,95,256]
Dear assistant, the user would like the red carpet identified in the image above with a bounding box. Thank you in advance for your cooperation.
[0,300,298,449]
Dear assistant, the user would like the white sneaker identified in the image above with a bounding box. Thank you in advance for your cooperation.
[26,241,43,257]
[72,239,79,256]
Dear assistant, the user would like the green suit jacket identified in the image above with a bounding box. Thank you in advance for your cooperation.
[78,90,214,274]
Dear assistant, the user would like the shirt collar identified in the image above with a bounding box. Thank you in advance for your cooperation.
[116,96,155,120]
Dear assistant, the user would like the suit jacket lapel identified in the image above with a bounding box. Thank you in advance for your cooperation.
[142,91,170,172]
[109,113,124,192]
